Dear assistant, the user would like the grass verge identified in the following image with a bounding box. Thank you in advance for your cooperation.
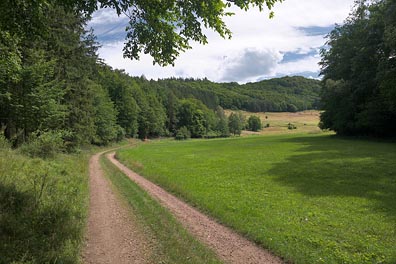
[100,155,222,264]
[117,134,396,264]
[0,147,89,263]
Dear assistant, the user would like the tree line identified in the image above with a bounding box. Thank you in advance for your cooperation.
[0,1,320,149]
[152,76,321,113]
[320,0,396,137]
[7,0,392,148]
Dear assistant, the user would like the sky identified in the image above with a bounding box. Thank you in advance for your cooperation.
[88,0,355,84]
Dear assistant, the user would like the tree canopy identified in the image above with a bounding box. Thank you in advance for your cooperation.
[247,115,262,131]
[319,0,396,136]
[2,0,324,149]
[94,0,283,66]
[0,0,282,66]
[152,76,321,112]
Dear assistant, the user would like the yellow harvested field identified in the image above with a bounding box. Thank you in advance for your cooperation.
[226,110,323,135]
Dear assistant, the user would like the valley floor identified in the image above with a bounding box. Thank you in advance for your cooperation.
[116,133,396,263]
[83,149,282,263]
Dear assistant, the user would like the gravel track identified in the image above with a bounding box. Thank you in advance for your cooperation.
[107,152,282,264]
[82,152,151,264]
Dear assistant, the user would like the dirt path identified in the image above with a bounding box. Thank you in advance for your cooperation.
[107,152,283,264]
[82,152,151,264]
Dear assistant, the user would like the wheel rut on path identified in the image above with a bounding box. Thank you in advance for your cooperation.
[107,152,283,264]
[82,152,151,264]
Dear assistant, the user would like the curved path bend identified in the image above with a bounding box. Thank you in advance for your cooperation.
[107,152,282,264]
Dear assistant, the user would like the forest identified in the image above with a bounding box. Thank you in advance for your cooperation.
[320,0,396,136]
[152,76,321,113]
[1,0,394,151]
[0,1,320,149]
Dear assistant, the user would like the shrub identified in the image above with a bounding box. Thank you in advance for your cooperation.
[175,126,191,140]
[116,126,126,142]
[288,123,297,130]
[0,148,89,263]
[19,130,68,159]
[0,134,11,149]
[204,131,221,139]
[247,115,262,132]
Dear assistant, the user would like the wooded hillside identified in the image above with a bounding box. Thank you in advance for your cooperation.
[0,1,320,148]
[152,76,321,112]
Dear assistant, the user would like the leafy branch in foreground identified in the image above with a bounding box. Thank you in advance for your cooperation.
[1,0,283,66]
[119,0,283,66]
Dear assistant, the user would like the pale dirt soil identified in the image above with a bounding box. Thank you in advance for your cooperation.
[82,152,152,264]
[108,152,283,264]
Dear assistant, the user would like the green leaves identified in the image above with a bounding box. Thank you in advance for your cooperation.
[2,0,282,66]
[101,0,282,66]
[247,115,262,131]
[320,0,396,136]
[228,111,245,135]
[0,32,21,85]
[0,0,286,147]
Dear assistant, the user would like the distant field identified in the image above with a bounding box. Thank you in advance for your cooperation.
[226,110,322,135]
[117,134,396,264]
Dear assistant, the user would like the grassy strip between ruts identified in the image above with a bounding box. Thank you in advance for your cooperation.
[0,146,89,264]
[116,133,396,264]
[100,155,222,264]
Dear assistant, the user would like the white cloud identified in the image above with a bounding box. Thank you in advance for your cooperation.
[219,48,281,82]
[90,0,355,83]
[276,55,321,76]
[89,8,127,26]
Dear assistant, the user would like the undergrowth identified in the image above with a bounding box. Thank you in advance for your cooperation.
[0,136,89,264]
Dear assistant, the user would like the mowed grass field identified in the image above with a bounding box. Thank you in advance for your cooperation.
[117,133,396,264]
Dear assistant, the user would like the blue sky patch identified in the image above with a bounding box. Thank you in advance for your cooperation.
[91,21,128,43]
[281,49,318,64]
[296,25,334,36]
[86,9,129,44]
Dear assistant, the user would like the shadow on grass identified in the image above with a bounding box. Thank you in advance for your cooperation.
[268,135,396,219]
[0,183,78,264]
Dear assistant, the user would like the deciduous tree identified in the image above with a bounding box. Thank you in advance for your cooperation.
[247,115,262,131]
[320,0,396,136]
[228,112,245,136]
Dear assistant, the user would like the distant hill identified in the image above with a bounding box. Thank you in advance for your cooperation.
[146,76,321,112]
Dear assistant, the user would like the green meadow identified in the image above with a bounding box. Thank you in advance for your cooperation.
[117,133,396,264]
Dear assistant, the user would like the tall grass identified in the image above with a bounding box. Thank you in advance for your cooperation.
[0,138,89,263]
[117,134,396,264]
